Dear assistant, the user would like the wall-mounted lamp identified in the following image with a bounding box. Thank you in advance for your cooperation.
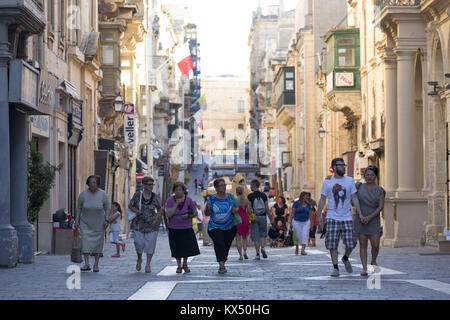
[114,92,124,112]
[427,81,441,96]
[318,124,326,139]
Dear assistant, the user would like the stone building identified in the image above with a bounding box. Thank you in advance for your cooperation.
[200,76,250,157]
[275,0,348,200]
[0,0,104,264]
[316,0,449,247]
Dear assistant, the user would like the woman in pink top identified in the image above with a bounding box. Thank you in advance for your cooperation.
[165,182,200,273]
[235,186,251,260]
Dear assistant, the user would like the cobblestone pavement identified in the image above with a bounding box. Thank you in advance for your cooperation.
[1,163,449,300]
[0,230,449,300]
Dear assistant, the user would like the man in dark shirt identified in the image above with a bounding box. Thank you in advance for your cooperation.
[248,179,273,260]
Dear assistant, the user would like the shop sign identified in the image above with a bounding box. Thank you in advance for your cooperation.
[124,104,135,146]
[38,71,57,110]
[335,72,354,87]
[30,115,50,138]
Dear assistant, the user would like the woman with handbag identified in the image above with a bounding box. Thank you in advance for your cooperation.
[205,178,239,274]
[75,175,110,272]
[128,177,162,273]
[165,182,200,274]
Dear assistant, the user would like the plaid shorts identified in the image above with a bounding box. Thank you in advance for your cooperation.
[325,219,357,250]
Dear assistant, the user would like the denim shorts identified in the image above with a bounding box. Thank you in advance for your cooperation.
[250,216,268,243]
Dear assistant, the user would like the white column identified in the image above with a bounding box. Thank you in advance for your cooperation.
[396,50,417,192]
[383,48,398,192]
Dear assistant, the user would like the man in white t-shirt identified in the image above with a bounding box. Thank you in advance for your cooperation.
[316,158,362,277]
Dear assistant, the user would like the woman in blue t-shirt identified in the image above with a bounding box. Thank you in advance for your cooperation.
[288,192,313,256]
[205,178,239,274]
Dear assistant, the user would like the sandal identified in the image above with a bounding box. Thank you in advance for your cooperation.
[218,267,227,274]
[243,253,248,259]
[80,265,91,271]
[136,260,142,272]
[183,265,190,273]
[301,251,307,256]
[145,265,151,273]
[176,266,183,274]
[93,265,99,272]
[360,271,368,276]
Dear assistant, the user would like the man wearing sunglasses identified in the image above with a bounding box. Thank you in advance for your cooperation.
[316,158,362,277]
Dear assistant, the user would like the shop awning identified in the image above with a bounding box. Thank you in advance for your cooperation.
[57,78,80,100]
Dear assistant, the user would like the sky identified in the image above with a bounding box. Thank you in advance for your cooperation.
[166,0,299,79]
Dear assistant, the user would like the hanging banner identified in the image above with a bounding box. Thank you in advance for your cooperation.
[124,104,135,146]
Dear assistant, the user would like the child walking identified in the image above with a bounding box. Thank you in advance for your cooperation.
[109,202,125,257]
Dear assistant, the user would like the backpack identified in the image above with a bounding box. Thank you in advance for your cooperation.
[253,195,266,215]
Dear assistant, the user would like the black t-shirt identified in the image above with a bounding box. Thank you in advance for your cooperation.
[247,191,268,215]
[273,203,287,217]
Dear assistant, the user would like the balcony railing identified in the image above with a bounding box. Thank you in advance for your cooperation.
[378,0,421,10]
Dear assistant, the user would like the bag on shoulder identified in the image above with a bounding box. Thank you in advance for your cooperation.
[253,195,266,215]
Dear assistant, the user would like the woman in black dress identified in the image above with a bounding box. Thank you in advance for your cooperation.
[272,196,288,227]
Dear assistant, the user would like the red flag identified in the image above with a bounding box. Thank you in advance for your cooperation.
[176,43,193,79]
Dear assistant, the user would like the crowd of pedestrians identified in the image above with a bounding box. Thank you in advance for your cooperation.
[74,158,385,277]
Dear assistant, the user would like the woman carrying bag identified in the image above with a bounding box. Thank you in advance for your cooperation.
[165,182,200,274]
[204,178,239,274]
[128,177,162,273]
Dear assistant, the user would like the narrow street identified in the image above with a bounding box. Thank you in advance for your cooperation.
[0,230,449,300]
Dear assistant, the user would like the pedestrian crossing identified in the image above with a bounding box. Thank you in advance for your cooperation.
[127,244,450,300]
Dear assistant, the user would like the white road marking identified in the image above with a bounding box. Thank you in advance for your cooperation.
[128,281,178,300]
[128,278,264,300]
[171,257,195,263]
[404,280,450,295]
[351,264,405,275]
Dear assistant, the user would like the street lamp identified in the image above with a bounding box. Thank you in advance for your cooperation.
[318,124,326,139]
[114,93,124,112]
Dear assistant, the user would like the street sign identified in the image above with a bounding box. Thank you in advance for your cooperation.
[124,104,135,145]
[136,173,144,182]
[158,165,165,176]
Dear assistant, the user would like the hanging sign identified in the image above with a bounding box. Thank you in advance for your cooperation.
[124,104,135,146]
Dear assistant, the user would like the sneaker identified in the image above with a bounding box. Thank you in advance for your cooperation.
[331,268,340,277]
[261,248,267,259]
[254,254,260,261]
[342,257,353,273]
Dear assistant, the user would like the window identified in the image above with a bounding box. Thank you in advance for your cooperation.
[337,38,355,46]
[102,45,114,64]
[285,80,294,90]
[237,100,245,113]
[48,0,55,31]
[103,33,113,41]
[338,48,354,66]
[60,0,65,40]
[238,123,244,130]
